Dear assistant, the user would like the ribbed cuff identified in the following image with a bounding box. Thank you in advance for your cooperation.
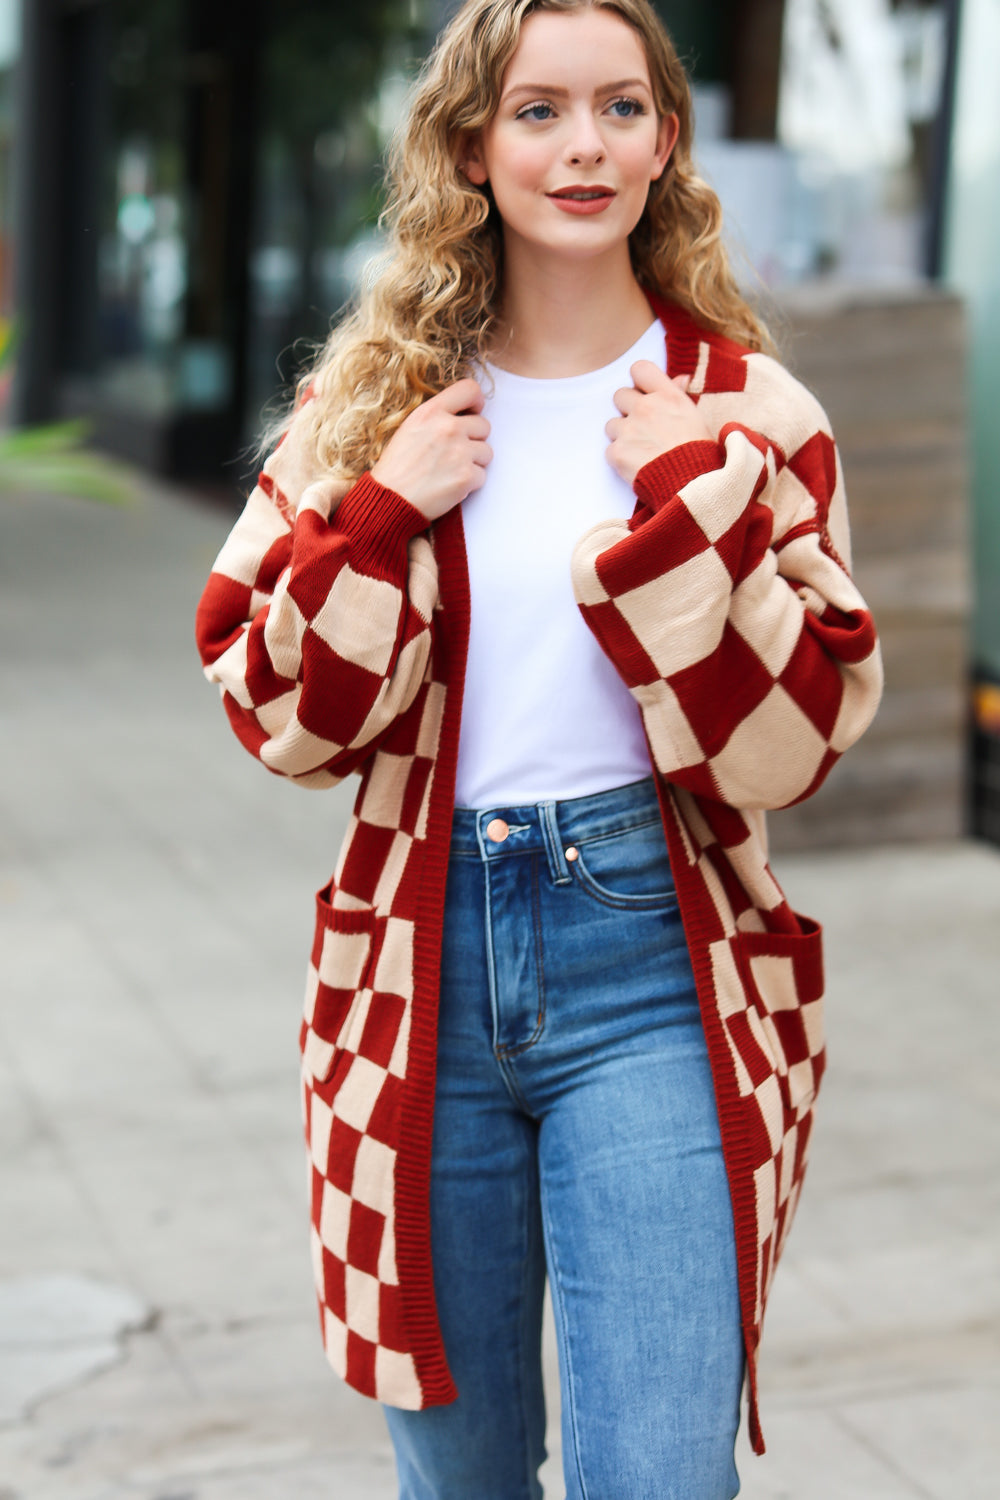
[334,472,429,577]
[634,439,726,511]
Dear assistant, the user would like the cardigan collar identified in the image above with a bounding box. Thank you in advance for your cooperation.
[646,291,705,378]
[645,291,751,385]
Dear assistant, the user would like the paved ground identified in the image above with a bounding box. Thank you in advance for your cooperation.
[0,475,998,1499]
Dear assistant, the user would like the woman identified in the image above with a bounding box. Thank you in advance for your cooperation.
[196,2,883,1495]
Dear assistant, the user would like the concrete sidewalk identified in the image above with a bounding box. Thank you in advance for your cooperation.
[0,477,997,1499]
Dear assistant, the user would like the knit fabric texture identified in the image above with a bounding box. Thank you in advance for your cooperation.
[195,297,883,1453]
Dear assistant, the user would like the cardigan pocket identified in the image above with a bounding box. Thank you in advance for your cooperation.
[301,879,378,1084]
[732,917,826,1114]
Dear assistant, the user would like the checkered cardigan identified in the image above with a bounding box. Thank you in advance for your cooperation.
[196,296,882,1453]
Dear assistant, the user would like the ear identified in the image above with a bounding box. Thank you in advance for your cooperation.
[459,134,489,186]
[649,112,680,181]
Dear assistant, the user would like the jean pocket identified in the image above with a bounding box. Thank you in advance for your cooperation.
[571,819,677,910]
[732,916,825,1114]
[301,879,377,1083]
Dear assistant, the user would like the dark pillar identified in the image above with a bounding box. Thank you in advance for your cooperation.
[58,1,110,376]
[173,0,260,476]
[924,0,962,280]
[12,0,110,418]
[728,0,787,140]
[11,0,59,423]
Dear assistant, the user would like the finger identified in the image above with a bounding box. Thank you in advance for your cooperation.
[470,441,493,467]
[605,441,628,479]
[612,385,639,416]
[434,377,484,414]
[460,414,491,441]
[605,416,623,441]
[629,359,671,393]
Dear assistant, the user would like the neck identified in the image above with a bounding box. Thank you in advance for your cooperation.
[489,240,655,378]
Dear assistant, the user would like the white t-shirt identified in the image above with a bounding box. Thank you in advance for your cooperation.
[454,318,664,809]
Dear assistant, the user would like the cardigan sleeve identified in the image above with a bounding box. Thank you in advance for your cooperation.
[195,407,438,790]
[570,364,883,811]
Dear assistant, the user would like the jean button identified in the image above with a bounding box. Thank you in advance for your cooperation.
[486,818,510,843]
[564,846,579,862]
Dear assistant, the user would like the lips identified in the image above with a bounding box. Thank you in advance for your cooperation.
[548,185,615,201]
[546,184,617,217]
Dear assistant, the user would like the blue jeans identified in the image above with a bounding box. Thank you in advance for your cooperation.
[383,778,743,1499]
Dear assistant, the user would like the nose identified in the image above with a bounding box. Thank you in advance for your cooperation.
[565,107,606,167]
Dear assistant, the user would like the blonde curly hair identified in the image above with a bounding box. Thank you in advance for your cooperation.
[269,0,771,481]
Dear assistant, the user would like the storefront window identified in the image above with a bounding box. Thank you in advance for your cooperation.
[96,0,191,417]
[693,0,951,288]
[945,0,1000,681]
[777,0,948,283]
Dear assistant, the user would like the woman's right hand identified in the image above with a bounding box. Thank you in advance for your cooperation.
[371,378,493,522]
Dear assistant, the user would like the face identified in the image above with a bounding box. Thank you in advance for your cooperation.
[462,7,677,268]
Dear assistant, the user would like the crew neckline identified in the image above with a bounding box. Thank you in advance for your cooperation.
[483,318,663,400]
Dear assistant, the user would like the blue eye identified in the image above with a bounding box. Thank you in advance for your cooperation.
[609,96,644,117]
[516,101,555,121]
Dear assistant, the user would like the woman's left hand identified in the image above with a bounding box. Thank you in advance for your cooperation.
[606,360,715,485]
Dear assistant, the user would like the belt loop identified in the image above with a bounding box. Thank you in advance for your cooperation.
[539,801,572,885]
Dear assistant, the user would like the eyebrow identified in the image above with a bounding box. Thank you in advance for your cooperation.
[502,76,651,100]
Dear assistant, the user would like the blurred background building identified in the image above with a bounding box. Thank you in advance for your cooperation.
[0,0,997,847]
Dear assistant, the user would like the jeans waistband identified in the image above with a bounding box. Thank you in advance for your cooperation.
[450,776,663,885]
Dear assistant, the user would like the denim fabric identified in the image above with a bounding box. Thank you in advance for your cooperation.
[383,777,743,1500]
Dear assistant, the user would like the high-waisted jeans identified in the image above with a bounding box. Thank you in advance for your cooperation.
[383,777,743,1499]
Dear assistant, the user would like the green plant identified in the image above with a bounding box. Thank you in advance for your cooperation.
[0,420,135,506]
[0,318,134,505]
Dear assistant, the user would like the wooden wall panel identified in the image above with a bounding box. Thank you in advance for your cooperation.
[767,288,970,850]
